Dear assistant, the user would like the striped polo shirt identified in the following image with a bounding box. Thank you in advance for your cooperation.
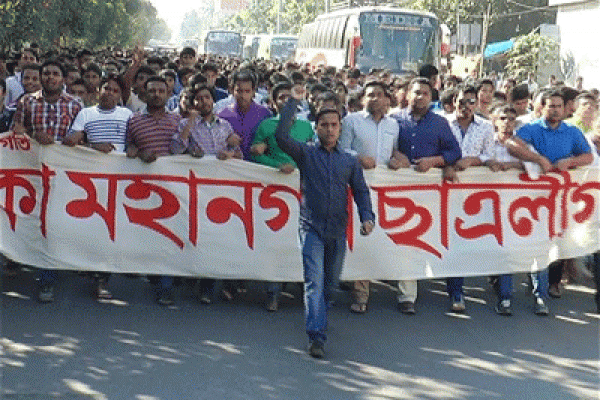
[126,111,181,157]
[70,105,132,152]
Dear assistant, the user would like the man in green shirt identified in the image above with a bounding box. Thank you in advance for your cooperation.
[566,92,597,135]
[250,81,314,311]
[251,81,314,174]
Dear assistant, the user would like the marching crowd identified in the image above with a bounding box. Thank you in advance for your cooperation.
[1,45,599,358]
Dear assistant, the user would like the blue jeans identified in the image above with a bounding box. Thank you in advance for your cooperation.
[38,269,58,286]
[199,279,216,296]
[301,227,346,344]
[530,269,549,299]
[495,271,546,300]
[158,276,173,295]
[266,282,282,298]
[593,252,600,308]
[497,274,513,301]
[446,277,464,300]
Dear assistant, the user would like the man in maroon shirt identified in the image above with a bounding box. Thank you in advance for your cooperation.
[126,75,181,306]
[126,76,180,162]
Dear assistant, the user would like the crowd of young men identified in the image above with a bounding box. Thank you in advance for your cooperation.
[1,45,600,358]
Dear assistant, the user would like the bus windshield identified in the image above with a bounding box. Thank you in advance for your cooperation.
[271,37,298,61]
[206,31,242,56]
[358,12,438,73]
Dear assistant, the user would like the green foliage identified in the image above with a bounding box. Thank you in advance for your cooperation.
[223,0,324,35]
[409,0,480,32]
[505,32,559,81]
[220,0,552,44]
[405,0,555,43]
[151,19,172,42]
[0,0,170,51]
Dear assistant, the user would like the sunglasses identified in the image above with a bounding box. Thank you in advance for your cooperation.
[497,115,516,121]
[458,98,477,106]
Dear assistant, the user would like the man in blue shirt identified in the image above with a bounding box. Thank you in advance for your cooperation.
[506,89,593,315]
[389,77,461,315]
[275,86,375,359]
[201,63,229,102]
[510,91,592,168]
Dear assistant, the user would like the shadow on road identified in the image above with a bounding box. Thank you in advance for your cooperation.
[1,270,598,399]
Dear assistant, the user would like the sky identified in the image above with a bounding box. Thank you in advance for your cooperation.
[149,0,203,40]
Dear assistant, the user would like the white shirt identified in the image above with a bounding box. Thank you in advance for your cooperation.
[126,91,146,114]
[447,114,494,160]
[340,110,399,165]
[480,134,521,163]
[70,105,133,153]
[517,112,535,127]
[585,135,600,166]
[5,73,24,107]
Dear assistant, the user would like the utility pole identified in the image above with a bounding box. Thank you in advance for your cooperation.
[479,2,491,78]
[277,0,281,34]
[456,5,461,55]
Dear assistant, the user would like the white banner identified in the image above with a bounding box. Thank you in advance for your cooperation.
[2,131,600,280]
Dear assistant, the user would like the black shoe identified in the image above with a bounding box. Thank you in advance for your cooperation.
[397,301,416,315]
[495,299,513,316]
[308,341,325,359]
[156,290,174,306]
[450,295,466,313]
[198,294,212,304]
[95,280,112,300]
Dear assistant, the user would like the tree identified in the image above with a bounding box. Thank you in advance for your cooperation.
[0,0,51,49]
[224,0,323,34]
[407,0,555,43]
[505,32,559,81]
[151,19,172,42]
[0,0,170,51]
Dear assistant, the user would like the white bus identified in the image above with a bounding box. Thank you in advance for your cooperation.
[296,7,442,74]
[200,30,243,58]
[257,35,299,62]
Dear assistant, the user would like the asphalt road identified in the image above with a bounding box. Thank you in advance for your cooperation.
[1,266,599,400]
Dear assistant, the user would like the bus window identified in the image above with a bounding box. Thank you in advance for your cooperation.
[205,31,243,58]
[358,12,438,73]
[271,37,298,61]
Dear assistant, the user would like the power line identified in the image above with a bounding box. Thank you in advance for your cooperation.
[506,0,538,9]
[434,3,558,20]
